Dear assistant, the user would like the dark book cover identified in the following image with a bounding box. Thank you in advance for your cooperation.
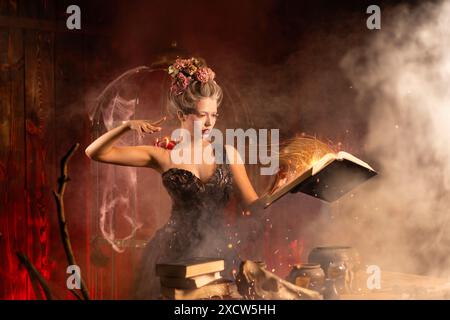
[290,157,378,202]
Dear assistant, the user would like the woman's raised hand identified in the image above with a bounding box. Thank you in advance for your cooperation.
[125,117,166,138]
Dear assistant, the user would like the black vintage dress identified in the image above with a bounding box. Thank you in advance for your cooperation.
[133,146,240,299]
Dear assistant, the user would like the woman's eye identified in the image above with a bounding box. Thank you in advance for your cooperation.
[196,113,218,118]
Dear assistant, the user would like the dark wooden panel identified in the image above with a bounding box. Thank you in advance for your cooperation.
[0,0,28,299]
[53,30,92,298]
[18,0,55,20]
[0,0,17,16]
[24,27,55,297]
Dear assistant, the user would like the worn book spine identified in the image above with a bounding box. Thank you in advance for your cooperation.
[156,260,225,278]
[161,281,234,300]
[160,272,222,289]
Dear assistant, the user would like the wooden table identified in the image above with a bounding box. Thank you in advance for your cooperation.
[341,271,450,300]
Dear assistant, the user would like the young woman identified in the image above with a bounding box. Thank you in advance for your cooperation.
[85,57,266,299]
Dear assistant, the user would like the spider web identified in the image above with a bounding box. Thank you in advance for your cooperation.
[88,66,163,252]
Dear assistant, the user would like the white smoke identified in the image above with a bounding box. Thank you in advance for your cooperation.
[308,1,450,278]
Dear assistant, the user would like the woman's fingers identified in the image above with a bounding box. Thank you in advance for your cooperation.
[151,116,166,126]
[145,124,161,133]
[148,125,162,132]
[138,126,145,138]
[130,119,165,137]
[142,119,163,132]
[140,123,162,135]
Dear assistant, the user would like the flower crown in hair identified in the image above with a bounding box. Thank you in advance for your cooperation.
[168,58,216,95]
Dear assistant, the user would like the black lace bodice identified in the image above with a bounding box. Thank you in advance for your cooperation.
[162,165,233,214]
[160,160,234,236]
[134,147,237,299]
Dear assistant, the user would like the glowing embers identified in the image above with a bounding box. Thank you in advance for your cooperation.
[280,136,335,173]
[270,136,336,192]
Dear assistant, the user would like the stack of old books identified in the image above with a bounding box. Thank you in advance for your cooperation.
[156,257,236,300]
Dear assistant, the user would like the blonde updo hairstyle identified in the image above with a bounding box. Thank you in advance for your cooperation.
[167,57,223,120]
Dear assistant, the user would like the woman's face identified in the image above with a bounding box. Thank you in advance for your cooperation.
[181,97,219,141]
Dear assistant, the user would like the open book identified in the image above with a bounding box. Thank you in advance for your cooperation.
[262,151,377,207]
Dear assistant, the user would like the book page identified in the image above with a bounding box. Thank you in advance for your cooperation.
[263,167,313,206]
[337,151,375,171]
[268,153,334,196]
[311,153,337,175]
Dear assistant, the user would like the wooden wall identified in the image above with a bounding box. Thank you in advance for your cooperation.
[0,0,55,300]
[0,0,127,299]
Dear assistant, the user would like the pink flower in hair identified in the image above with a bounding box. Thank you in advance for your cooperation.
[173,58,187,70]
[195,67,215,83]
[170,72,191,95]
[168,58,216,94]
